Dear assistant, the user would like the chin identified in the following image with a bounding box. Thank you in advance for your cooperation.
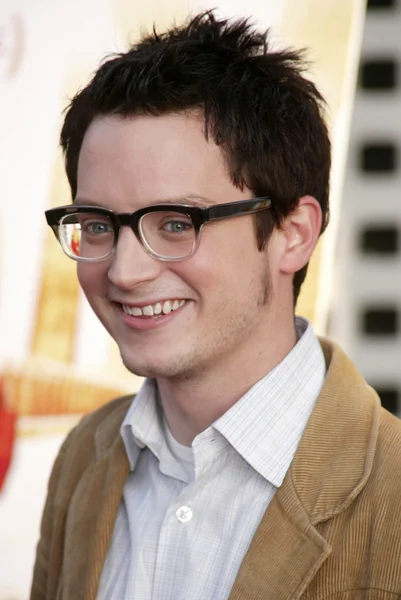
[120,349,200,381]
[121,353,177,379]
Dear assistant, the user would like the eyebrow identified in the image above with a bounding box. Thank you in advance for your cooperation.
[73,195,216,208]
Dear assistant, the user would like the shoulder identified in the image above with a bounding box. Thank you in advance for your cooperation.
[49,394,133,506]
[378,405,401,447]
[31,395,133,598]
[350,408,401,586]
[353,406,401,559]
[371,406,401,488]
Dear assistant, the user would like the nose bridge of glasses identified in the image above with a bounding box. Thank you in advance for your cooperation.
[112,221,151,267]
[108,227,164,288]
[115,211,141,239]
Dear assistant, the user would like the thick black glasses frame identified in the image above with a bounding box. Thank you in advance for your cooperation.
[45,196,272,258]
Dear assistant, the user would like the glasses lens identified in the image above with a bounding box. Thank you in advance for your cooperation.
[60,212,114,260]
[139,211,196,259]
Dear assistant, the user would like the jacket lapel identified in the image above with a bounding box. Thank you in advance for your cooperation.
[229,339,380,600]
[228,473,331,600]
[62,402,131,600]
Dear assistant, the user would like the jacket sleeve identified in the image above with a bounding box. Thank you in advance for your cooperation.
[30,429,75,600]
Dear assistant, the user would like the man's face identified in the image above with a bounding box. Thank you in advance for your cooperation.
[76,112,280,380]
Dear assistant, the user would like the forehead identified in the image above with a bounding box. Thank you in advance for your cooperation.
[76,112,233,208]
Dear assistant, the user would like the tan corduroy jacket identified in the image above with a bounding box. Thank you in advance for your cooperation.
[30,339,401,600]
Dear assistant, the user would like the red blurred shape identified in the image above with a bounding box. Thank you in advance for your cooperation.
[0,376,17,492]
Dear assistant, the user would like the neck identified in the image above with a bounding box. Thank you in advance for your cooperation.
[157,318,298,446]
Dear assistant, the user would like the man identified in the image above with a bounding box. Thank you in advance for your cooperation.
[31,12,401,600]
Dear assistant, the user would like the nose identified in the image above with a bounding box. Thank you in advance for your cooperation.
[107,226,163,290]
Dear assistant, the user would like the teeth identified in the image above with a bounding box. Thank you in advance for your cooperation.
[122,299,186,317]
[162,300,172,314]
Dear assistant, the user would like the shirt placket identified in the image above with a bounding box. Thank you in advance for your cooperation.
[151,482,197,600]
[152,431,227,600]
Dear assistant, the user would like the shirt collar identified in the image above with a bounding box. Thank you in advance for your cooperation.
[213,317,326,487]
[121,378,162,470]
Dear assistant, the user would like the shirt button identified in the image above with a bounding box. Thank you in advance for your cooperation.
[176,505,193,523]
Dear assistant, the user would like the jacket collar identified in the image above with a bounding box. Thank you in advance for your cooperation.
[291,338,380,524]
[95,397,133,458]
[228,338,381,600]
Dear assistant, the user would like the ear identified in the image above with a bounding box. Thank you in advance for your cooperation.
[278,195,322,275]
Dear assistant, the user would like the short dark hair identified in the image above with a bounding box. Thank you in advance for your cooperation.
[61,11,331,304]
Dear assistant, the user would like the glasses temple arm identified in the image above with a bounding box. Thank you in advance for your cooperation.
[206,198,272,222]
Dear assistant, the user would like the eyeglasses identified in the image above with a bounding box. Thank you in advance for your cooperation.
[45,197,272,262]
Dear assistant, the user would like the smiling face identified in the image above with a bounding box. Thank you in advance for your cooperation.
[76,112,284,380]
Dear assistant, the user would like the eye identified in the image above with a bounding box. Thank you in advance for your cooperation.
[162,220,193,233]
[82,220,114,235]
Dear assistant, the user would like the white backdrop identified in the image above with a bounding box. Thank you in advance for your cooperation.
[0,0,365,597]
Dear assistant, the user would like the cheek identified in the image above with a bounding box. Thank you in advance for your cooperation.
[77,263,108,296]
[176,224,261,299]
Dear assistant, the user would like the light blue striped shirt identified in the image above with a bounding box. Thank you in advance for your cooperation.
[97,317,326,600]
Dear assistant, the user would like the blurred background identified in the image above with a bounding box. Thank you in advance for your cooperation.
[0,0,400,597]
